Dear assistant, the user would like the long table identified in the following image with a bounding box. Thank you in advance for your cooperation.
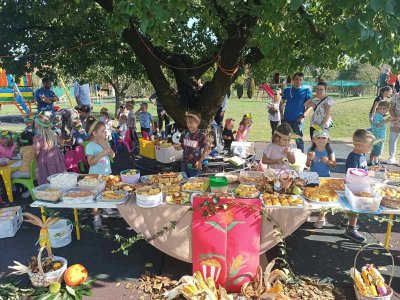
[30,190,400,260]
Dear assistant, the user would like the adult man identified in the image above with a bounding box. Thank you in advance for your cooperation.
[280,72,313,152]
[34,77,59,113]
[74,79,91,110]
[214,94,228,127]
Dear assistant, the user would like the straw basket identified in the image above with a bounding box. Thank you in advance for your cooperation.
[353,243,394,300]
[28,247,68,287]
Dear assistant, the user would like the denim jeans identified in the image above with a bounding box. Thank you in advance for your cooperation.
[283,120,305,152]
[389,129,400,158]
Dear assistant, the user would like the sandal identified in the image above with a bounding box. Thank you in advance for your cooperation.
[313,219,326,229]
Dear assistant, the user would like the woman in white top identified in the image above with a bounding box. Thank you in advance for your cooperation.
[304,81,333,140]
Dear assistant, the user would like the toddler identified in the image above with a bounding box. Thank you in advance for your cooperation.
[222,118,235,150]
[138,102,152,139]
[235,113,252,141]
[370,101,393,165]
[0,131,16,158]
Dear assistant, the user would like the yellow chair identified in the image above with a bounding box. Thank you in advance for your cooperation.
[11,160,37,200]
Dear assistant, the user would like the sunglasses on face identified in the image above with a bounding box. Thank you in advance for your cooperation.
[316,88,325,91]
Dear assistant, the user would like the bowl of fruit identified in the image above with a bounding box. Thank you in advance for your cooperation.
[120,169,140,184]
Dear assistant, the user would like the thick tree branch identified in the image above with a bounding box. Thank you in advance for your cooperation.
[298,5,326,41]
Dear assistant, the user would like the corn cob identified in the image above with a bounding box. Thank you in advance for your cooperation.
[194,271,208,291]
[368,265,388,296]
[206,277,218,296]
[361,267,377,296]
[182,284,199,296]
[351,268,371,296]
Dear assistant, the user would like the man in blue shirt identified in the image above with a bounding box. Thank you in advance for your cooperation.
[280,72,313,152]
[34,78,59,113]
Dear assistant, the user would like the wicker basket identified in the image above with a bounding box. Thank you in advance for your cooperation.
[380,197,400,209]
[28,247,68,287]
[353,243,394,300]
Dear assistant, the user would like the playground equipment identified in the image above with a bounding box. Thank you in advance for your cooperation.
[0,68,36,115]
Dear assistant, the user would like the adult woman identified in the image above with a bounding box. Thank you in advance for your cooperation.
[369,86,392,123]
[304,81,333,140]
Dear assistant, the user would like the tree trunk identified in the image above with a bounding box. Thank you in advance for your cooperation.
[95,0,260,128]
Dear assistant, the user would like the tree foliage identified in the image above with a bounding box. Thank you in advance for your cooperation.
[1,0,400,125]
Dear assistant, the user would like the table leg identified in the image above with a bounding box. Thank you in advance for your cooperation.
[73,208,81,241]
[40,207,47,223]
[384,214,394,249]
[2,171,14,202]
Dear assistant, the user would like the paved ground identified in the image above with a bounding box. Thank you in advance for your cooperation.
[0,141,399,299]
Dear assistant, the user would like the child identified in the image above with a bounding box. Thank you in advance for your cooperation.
[23,115,35,133]
[11,131,35,198]
[222,118,235,150]
[85,117,116,229]
[261,123,296,169]
[370,101,393,165]
[235,113,252,141]
[343,129,375,243]
[179,110,208,177]
[126,101,137,131]
[117,105,128,126]
[99,108,113,141]
[138,102,152,139]
[118,115,128,140]
[267,89,281,135]
[0,131,16,158]
[306,130,336,228]
[33,114,66,185]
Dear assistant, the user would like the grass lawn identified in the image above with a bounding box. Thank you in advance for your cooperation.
[2,94,397,159]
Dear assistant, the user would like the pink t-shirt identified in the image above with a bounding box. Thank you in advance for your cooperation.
[235,125,250,141]
[0,144,16,158]
[263,142,293,170]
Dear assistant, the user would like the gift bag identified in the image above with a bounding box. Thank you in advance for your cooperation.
[192,197,261,292]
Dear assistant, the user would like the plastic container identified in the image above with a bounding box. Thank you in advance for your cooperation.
[239,170,264,185]
[155,145,183,163]
[345,184,382,212]
[62,188,96,204]
[120,169,141,184]
[136,187,163,208]
[33,184,64,202]
[78,178,106,193]
[48,172,79,190]
[346,168,370,185]
[139,138,156,159]
[289,149,307,172]
[0,206,22,239]
[48,219,73,248]
[209,176,228,193]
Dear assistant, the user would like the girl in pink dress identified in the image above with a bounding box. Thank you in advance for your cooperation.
[235,113,252,141]
[33,114,66,185]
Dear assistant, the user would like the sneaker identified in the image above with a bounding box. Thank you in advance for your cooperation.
[101,208,119,218]
[344,226,366,243]
[313,219,326,229]
[93,215,103,230]
[386,157,397,165]
[338,220,349,229]
[21,191,31,198]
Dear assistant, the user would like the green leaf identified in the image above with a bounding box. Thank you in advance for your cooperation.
[370,0,385,11]
[205,221,226,233]
[288,0,304,10]
[65,285,76,296]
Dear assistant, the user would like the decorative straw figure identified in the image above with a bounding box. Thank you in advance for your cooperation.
[23,213,59,257]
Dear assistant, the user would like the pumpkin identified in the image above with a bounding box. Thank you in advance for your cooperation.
[64,264,88,287]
